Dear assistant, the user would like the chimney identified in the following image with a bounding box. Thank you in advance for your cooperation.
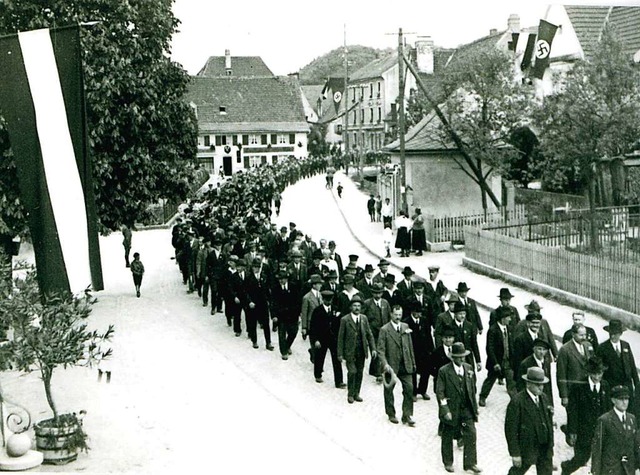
[489,28,498,36]
[225,49,231,70]
[415,36,434,74]
[507,14,520,32]
[288,72,300,81]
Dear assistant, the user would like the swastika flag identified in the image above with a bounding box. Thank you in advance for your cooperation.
[531,20,558,80]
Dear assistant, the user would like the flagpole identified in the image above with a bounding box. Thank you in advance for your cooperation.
[343,24,350,173]
[398,28,407,215]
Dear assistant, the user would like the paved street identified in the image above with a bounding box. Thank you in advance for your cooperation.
[2,172,616,474]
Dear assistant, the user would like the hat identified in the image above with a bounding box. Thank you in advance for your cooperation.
[312,249,323,259]
[212,237,222,245]
[604,319,625,334]
[290,249,303,258]
[495,306,514,320]
[345,262,357,270]
[525,300,543,312]
[382,367,396,390]
[586,356,607,374]
[450,342,470,357]
[363,264,375,273]
[342,274,355,284]
[350,294,363,305]
[413,280,425,289]
[498,288,514,299]
[402,266,415,276]
[451,301,467,314]
[611,385,631,399]
[532,338,550,350]
[428,265,440,271]
[525,312,542,322]
[309,274,323,285]
[320,290,335,298]
[289,222,296,228]
[327,270,338,279]
[445,293,460,304]
[456,282,470,293]
[251,258,262,267]
[228,255,239,262]
[378,259,390,267]
[328,240,336,248]
[280,226,288,232]
[521,366,549,384]
[276,271,289,280]
[371,282,384,293]
[384,274,396,283]
[236,259,247,268]
[441,326,456,338]
[348,254,359,261]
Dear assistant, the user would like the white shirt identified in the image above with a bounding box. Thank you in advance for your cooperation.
[573,339,585,355]
[351,314,360,324]
[588,377,600,393]
[526,389,539,405]
[533,356,545,368]
[453,363,464,377]
[613,342,622,354]
[614,407,627,424]
[393,323,401,333]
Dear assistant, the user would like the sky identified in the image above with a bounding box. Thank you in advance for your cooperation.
[170,0,639,77]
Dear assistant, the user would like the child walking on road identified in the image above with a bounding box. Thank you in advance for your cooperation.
[130,252,145,298]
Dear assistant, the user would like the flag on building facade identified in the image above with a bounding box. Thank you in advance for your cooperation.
[520,33,537,71]
[0,26,103,295]
[321,77,346,114]
[508,32,520,52]
[531,20,559,80]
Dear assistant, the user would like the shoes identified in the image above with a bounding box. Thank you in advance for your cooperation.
[416,251,423,256]
[465,465,482,473]
[478,398,486,407]
[308,348,314,363]
[335,383,347,389]
[444,466,454,473]
[498,378,505,386]
[281,355,289,360]
[422,393,431,401]
[210,309,215,315]
[457,438,465,448]
[315,377,323,383]
[354,396,363,402]
[402,417,416,427]
[266,344,274,351]
[136,291,140,298]
[202,302,207,307]
[376,376,383,384]
[388,416,399,424]
[252,343,259,349]
[235,332,241,337]
[412,395,418,402]
[348,396,354,404]
[287,350,293,356]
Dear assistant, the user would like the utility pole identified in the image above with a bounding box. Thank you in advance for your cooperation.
[398,28,407,214]
[342,24,349,170]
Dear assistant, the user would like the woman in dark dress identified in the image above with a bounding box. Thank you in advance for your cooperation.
[394,211,412,257]
[411,207,427,256]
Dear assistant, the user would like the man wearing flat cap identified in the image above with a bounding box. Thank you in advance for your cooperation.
[561,356,611,475]
[309,290,345,388]
[591,385,640,475]
[596,318,640,416]
[505,367,554,475]
[337,294,377,404]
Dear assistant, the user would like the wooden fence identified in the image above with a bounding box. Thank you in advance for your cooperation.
[464,226,640,315]
[425,205,527,243]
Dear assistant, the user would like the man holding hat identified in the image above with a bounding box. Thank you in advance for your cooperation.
[489,288,521,330]
[596,318,640,415]
[517,338,553,405]
[591,385,640,475]
[457,282,482,335]
[337,294,377,404]
[505,367,554,475]
[436,342,482,473]
[561,356,611,475]
[300,274,324,362]
[363,282,391,382]
[480,305,516,407]
[377,305,417,425]
[309,290,345,388]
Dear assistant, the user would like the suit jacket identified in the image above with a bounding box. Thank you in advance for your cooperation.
[382,288,401,308]
[205,248,226,280]
[452,321,481,367]
[430,345,452,379]
[505,391,554,465]
[300,290,322,332]
[460,297,482,333]
[512,330,547,376]
[286,262,308,287]
[426,280,447,316]
[362,297,391,339]
[309,304,340,346]
[562,326,599,351]
[517,355,554,404]
[406,293,432,327]
[485,323,513,372]
[513,318,558,359]
[355,278,375,300]
[403,315,434,371]
[373,271,395,286]
[270,281,301,324]
[377,322,416,375]
[556,339,595,399]
[227,271,248,310]
[436,362,478,426]
[489,304,521,330]
[335,290,362,317]
[244,271,271,314]
[434,311,455,348]
[597,339,640,391]
[567,379,610,441]
[396,280,415,308]
[591,410,639,475]
[337,314,376,362]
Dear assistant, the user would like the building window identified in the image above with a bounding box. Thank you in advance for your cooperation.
[378,107,382,123]
[204,135,210,147]
[242,135,249,146]
[370,108,374,123]
[219,106,226,115]
[377,82,381,98]
[277,134,287,144]
[360,109,364,123]
[261,135,268,145]
[369,83,373,98]
[353,111,356,126]
[289,133,295,144]
[249,135,258,145]
[215,135,222,146]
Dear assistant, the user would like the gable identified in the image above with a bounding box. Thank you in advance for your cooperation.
[197,56,274,78]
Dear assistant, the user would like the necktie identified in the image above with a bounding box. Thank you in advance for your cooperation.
[616,345,621,356]
[622,414,627,426]
[396,326,401,333]
[446,346,451,358]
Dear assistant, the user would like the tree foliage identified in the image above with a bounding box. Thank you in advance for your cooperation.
[0,0,198,233]
[298,45,390,85]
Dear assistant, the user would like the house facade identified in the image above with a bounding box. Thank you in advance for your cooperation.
[187,51,310,175]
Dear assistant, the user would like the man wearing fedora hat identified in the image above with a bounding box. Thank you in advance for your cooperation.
[245,258,274,350]
[396,266,416,310]
[363,282,391,382]
[513,301,558,360]
[489,288,521,331]
[512,312,547,381]
[404,299,434,401]
[300,274,324,362]
[517,338,553,405]
[557,324,594,415]
[378,305,417,425]
[505,366,554,475]
[335,274,362,317]
[434,293,462,348]
[436,341,482,473]
[430,325,457,389]
[450,301,482,372]
[480,306,516,407]
[309,290,345,388]
[562,312,598,350]
[355,263,376,299]
[457,282,482,335]
[372,259,395,286]
[596,319,640,416]
[382,274,401,308]
[591,385,639,475]
[270,271,301,360]
[561,356,611,475]
[337,294,377,404]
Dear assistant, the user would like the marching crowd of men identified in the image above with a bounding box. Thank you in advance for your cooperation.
[169,156,640,475]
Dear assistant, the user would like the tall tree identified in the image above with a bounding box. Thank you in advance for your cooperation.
[534,27,640,249]
[0,0,198,233]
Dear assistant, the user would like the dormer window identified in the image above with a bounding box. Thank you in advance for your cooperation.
[219,106,227,115]
[225,69,232,76]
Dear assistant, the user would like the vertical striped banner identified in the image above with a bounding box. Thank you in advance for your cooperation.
[0,26,103,295]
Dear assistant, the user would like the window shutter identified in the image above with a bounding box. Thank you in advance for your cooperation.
[243,155,250,168]
[261,135,267,145]
[221,135,227,146]
[271,134,277,144]
[261,156,267,165]
[215,135,222,146]
[289,134,295,144]
[242,135,249,146]
[204,135,210,146]
[232,135,238,145]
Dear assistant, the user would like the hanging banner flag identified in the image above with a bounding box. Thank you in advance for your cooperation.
[508,32,520,52]
[321,77,346,114]
[531,19,559,79]
[0,26,103,295]
[520,33,537,71]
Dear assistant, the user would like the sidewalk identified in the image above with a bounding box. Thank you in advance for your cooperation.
[330,169,640,353]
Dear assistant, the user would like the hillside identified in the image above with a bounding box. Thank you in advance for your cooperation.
[298,45,392,85]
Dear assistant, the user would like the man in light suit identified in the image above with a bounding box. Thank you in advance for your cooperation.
[557,323,594,418]
[378,305,417,425]
[363,282,391,381]
[300,274,324,363]
[436,342,482,473]
[337,294,376,404]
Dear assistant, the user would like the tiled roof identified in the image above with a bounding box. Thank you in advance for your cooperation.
[350,53,398,81]
[301,85,325,114]
[384,108,455,152]
[564,5,640,59]
[186,76,308,132]
[196,56,274,77]
[444,31,505,71]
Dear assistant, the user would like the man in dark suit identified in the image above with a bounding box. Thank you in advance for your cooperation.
[362,283,391,382]
[286,249,308,288]
[426,265,447,316]
[557,324,594,419]
[309,290,345,388]
[270,271,301,360]
[591,385,640,475]
[378,305,417,425]
[372,259,394,286]
[436,342,481,473]
[513,301,558,361]
[512,311,544,378]
[489,287,521,330]
[355,264,376,300]
[395,266,416,312]
[596,318,640,416]
[434,294,459,348]
[517,338,553,405]
[457,282,482,335]
[327,240,344,277]
[430,325,456,389]
[561,356,610,475]
[227,258,248,337]
[367,194,376,222]
[244,258,273,350]
[505,367,555,475]
[346,254,364,280]
[404,299,434,400]
[337,295,376,404]
[479,305,515,407]
[205,237,226,315]
[450,301,482,372]
[561,311,599,351]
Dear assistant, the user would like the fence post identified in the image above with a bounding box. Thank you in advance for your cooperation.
[528,222,532,242]
[425,215,434,243]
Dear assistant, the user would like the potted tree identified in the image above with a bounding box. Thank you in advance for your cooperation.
[0,266,113,465]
